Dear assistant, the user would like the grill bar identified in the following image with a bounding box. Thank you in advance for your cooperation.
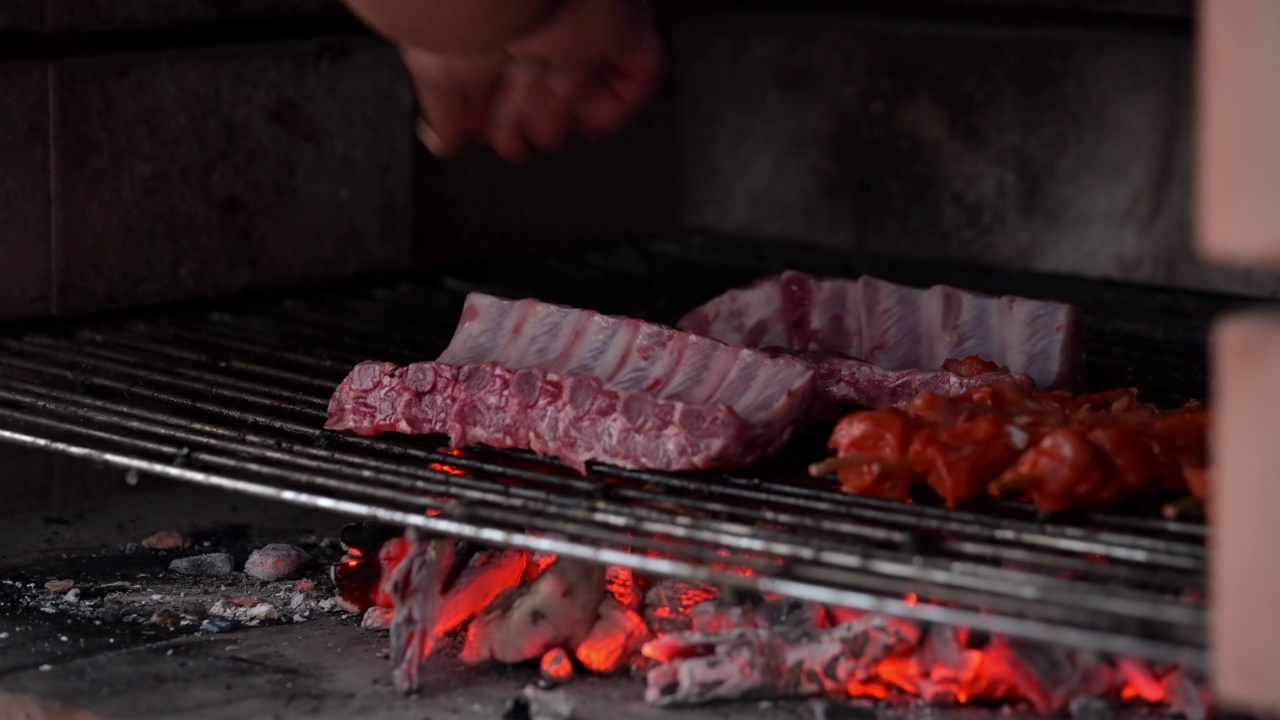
[0,235,1233,670]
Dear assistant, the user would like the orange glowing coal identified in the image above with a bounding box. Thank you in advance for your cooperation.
[606,566,640,609]
[429,462,468,476]
[541,648,575,682]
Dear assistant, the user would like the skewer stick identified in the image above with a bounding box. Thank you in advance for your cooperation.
[990,474,1042,496]
[808,454,911,478]
[1162,495,1203,520]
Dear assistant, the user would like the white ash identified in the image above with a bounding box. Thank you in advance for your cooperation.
[4,536,346,639]
[169,553,234,578]
[462,558,606,666]
[362,606,393,631]
[244,544,312,581]
[645,615,922,706]
[207,597,278,625]
[515,683,575,720]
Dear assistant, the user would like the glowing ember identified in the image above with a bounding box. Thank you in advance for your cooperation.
[845,681,888,700]
[1118,657,1166,703]
[428,463,467,476]
[575,600,650,673]
[605,566,641,610]
[643,579,720,634]
[541,647,575,682]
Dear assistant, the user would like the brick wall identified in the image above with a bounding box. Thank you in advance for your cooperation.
[0,2,414,320]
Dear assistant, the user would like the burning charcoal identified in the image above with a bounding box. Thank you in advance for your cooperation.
[294,579,316,593]
[333,554,383,613]
[643,615,921,706]
[44,579,74,594]
[687,600,765,633]
[377,536,414,607]
[141,530,187,550]
[1069,696,1115,720]
[689,597,827,633]
[994,638,1118,714]
[605,566,641,611]
[362,606,393,631]
[827,606,868,626]
[1117,657,1165,703]
[761,598,830,629]
[904,623,984,703]
[541,648,575,683]
[437,548,528,635]
[340,521,406,555]
[244,544,312,581]
[462,558,606,667]
[169,553,233,578]
[1161,669,1211,720]
[918,624,967,673]
[200,617,239,633]
[520,683,575,720]
[150,608,182,628]
[574,598,651,674]
[387,543,528,691]
[524,551,558,583]
[642,579,719,635]
[389,538,457,692]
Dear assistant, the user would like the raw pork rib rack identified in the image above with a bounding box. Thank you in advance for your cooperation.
[326,293,813,471]
[0,234,1242,672]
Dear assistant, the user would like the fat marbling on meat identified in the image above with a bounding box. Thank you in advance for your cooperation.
[678,271,1082,398]
[326,293,815,472]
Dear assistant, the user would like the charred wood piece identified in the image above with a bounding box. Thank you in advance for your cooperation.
[643,615,920,706]
[463,558,606,666]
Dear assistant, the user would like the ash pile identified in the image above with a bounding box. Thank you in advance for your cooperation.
[0,528,347,640]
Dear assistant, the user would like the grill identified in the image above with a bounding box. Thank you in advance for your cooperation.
[0,234,1246,674]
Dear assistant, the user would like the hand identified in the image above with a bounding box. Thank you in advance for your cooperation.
[402,0,664,163]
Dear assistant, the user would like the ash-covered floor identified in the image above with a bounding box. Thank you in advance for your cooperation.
[0,477,830,720]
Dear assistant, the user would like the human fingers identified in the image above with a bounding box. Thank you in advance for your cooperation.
[489,65,534,163]
[506,66,573,155]
[415,84,472,158]
[401,48,474,157]
[569,27,663,139]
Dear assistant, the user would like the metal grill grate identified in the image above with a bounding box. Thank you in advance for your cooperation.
[0,235,1246,671]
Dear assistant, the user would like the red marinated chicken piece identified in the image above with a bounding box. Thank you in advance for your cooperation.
[909,414,1018,507]
[820,381,1211,515]
[825,408,920,502]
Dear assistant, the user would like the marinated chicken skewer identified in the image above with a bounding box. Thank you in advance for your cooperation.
[813,383,1209,515]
